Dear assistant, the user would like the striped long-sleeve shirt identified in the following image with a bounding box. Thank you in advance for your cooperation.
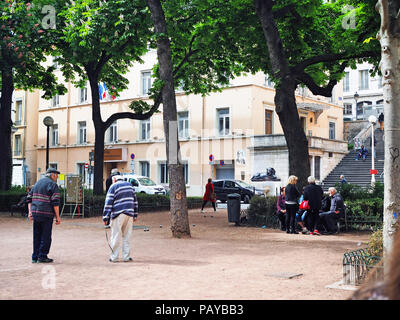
[103,180,138,222]
[26,177,60,218]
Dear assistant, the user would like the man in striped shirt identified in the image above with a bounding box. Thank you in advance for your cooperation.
[27,168,61,263]
[103,172,138,262]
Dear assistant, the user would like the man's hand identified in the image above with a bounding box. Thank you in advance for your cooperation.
[55,217,61,225]
[133,217,137,222]
[28,211,33,221]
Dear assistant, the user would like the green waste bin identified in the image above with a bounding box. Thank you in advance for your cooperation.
[227,193,241,225]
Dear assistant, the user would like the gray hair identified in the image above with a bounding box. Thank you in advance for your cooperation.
[307,176,316,183]
[328,187,337,194]
[111,168,119,174]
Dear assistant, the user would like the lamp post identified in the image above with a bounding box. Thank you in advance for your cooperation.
[354,92,359,120]
[368,115,377,186]
[43,116,54,171]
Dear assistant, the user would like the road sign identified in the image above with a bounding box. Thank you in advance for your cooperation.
[370,169,378,175]
[131,153,135,160]
[84,162,89,169]
[209,154,214,162]
[220,160,225,166]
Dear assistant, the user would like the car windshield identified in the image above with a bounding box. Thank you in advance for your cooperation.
[235,180,254,189]
[138,177,156,186]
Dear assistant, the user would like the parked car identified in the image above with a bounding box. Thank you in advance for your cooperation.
[212,179,264,203]
[121,174,166,195]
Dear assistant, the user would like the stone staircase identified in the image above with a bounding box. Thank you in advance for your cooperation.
[321,128,384,191]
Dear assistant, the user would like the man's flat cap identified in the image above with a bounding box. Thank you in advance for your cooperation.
[46,168,60,174]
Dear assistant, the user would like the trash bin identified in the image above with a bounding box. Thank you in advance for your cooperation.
[227,193,241,225]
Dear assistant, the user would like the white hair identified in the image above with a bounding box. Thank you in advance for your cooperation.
[111,168,119,174]
[307,176,316,183]
[328,187,337,194]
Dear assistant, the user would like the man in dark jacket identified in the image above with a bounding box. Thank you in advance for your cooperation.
[303,176,323,235]
[27,168,61,263]
[319,187,345,235]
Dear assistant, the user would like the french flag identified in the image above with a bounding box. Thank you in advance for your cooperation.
[98,82,108,100]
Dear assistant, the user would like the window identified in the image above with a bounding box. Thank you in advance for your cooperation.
[78,121,87,144]
[140,119,151,140]
[314,156,321,180]
[77,163,86,181]
[15,100,23,125]
[79,86,88,103]
[49,163,58,170]
[265,75,274,88]
[14,135,21,156]
[377,76,383,89]
[343,103,352,115]
[182,162,189,184]
[52,56,59,69]
[343,72,350,92]
[160,162,168,184]
[217,108,230,136]
[178,112,189,139]
[141,71,152,95]
[140,161,150,177]
[265,110,273,134]
[329,122,336,140]
[107,121,118,143]
[51,124,58,146]
[52,94,60,107]
[359,70,369,90]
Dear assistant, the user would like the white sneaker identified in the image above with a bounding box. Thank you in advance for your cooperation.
[201,209,204,213]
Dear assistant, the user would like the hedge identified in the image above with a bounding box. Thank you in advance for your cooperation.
[0,190,203,217]
[245,195,384,231]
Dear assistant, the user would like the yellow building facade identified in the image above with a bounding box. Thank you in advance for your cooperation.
[29,51,346,196]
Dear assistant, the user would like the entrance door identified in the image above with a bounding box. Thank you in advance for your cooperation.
[216,164,234,180]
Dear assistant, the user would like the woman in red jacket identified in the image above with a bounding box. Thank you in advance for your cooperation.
[201,178,217,215]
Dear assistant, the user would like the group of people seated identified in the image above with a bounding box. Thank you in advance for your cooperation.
[276,175,345,235]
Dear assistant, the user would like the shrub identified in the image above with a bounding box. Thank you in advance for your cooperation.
[366,228,383,257]
[335,182,384,201]
[344,198,383,231]
[247,195,279,228]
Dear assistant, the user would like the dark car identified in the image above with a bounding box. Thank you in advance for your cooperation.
[212,179,264,204]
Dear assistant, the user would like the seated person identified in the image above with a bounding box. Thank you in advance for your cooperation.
[319,187,345,235]
[296,187,309,234]
[276,187,286,231]
[355,145,368,161]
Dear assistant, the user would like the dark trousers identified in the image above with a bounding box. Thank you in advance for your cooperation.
[277,211,286,230]
[32,216,53,260]
[319,211,339,232]
[285,203,298,232]
[307,209,320,231]
[201,200,216,211]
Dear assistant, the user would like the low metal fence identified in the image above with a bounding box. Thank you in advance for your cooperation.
[343,248,383,286]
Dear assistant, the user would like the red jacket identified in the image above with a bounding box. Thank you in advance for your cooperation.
[203,182,216,202]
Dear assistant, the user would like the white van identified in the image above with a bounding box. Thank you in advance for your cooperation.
[121,174,166,195]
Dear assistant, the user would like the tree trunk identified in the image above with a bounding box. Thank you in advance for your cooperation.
[254,0,310,187]
[376,0,400,269]
[88,76,106,195]
[146,0,191,238]
[275,84,310,187]
[0,67,14,191]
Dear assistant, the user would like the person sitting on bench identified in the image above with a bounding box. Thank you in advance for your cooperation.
[319,187,345,235]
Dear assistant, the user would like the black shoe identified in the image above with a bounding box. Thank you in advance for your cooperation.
[32,259,38,263]
[291,230,299,234]
[38,257,53,263]
[286,230,291,234]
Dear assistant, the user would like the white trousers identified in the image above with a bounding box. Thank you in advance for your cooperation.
[110,214,133,261]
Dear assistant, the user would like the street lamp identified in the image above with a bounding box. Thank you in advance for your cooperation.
[368,115,377,186]
[354,92,359,120]
[43,116,54,171]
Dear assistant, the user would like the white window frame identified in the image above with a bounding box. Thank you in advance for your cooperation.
[79,85,88,104]
[15,100,23,125]
[52,94,60,107]
[51,124,59,146]
[106,121,118,143]
[329,121,336,140]
[140,119,151,141]
[359,70,369,90]
[141,71,152,96]
[178,111,189,139]
[77,121,87,144]
[159,161,168,184]
[14,134,22,156]
[217,108,231,136]
[140,161,150,177]
[343,72,350,92]
[343,103,352,115]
